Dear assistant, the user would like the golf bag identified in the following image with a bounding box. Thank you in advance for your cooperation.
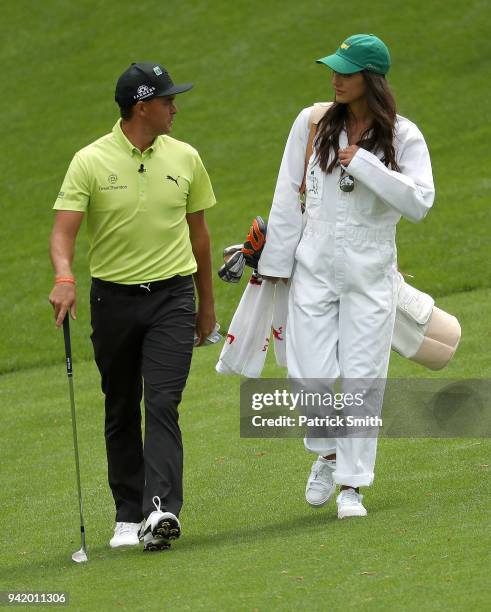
[218,217,461,373]
[392,274,461,370]
[218,216,266,283]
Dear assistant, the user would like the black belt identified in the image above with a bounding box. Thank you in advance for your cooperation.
[92,275,190,295]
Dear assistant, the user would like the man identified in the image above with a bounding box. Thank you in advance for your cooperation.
[49,62,216,551]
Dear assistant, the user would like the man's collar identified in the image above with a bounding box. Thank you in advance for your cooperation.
[112,120,158,155]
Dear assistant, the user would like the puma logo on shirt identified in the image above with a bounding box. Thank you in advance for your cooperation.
[166,175,179,186]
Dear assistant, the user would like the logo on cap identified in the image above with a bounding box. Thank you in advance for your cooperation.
[340,42,350,49]
[153,66,163,76]
[134,84,156,100]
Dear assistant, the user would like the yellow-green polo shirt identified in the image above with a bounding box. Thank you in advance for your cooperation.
[54,121,216,284]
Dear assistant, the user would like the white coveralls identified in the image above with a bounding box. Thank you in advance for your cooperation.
[258,107,435,487]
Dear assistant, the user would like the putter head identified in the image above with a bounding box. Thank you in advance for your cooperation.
[72,548,88,563]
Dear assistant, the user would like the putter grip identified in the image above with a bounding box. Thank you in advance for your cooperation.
[63,316,73,376]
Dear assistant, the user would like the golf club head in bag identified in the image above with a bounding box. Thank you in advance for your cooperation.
[218,247,246,283]
[218,216,267,283]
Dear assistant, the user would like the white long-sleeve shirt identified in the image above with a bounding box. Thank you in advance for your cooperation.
[258,106,435,278]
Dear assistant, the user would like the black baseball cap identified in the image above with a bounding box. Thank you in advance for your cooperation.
[115,62,193,107]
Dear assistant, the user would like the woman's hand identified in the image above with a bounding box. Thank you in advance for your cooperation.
[338,145,360,168]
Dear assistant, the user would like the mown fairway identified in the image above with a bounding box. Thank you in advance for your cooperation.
[1,0,490,610]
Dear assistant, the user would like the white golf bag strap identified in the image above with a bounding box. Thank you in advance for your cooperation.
[299,102,333,197]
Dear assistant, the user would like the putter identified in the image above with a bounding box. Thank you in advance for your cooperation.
[62,315,88,564]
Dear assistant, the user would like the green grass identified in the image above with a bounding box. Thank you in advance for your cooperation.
[1,0,490,373]
[1,290,490,610]
[1,0,490,609]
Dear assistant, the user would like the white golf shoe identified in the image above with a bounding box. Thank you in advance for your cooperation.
[336,488,367,519]
[305,457,336,507]
[142,496,181,552]
[109,521,143,548]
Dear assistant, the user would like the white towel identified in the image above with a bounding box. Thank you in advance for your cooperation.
[216,275,275,378]
[272,280,289,367]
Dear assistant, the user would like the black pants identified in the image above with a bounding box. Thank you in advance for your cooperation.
[90,275,195,522]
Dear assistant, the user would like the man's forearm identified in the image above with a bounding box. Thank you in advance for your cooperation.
[49,211,84,277]
[50,230,76,277]
[48,211,84,326]
[191,230,214,306]
[186,211,216,343]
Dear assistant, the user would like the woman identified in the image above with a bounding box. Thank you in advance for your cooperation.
[258,34,434,518]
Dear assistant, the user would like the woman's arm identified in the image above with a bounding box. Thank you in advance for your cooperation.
[258,107,310,278]
[345,120,435,223]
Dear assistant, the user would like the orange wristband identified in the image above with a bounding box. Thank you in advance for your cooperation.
[55,276,76,285]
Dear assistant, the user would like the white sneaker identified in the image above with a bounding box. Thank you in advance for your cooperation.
[109,521,143,548]
[142,496,181,552]
[336,488,367,519]
[305,457,336,507]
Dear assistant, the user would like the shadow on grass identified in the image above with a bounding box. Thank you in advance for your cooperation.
[178,508,339,552]
[0,508,341,580]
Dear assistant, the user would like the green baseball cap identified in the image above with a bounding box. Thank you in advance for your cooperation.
[317,34,391,75]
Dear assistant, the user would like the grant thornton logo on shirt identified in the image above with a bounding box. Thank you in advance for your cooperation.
[98,173,128,192]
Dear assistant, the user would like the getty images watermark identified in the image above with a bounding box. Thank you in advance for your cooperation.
[250,388,381,428]
[240,378,491,438]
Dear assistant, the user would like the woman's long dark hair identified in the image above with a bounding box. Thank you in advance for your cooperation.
[315,70,400,173]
